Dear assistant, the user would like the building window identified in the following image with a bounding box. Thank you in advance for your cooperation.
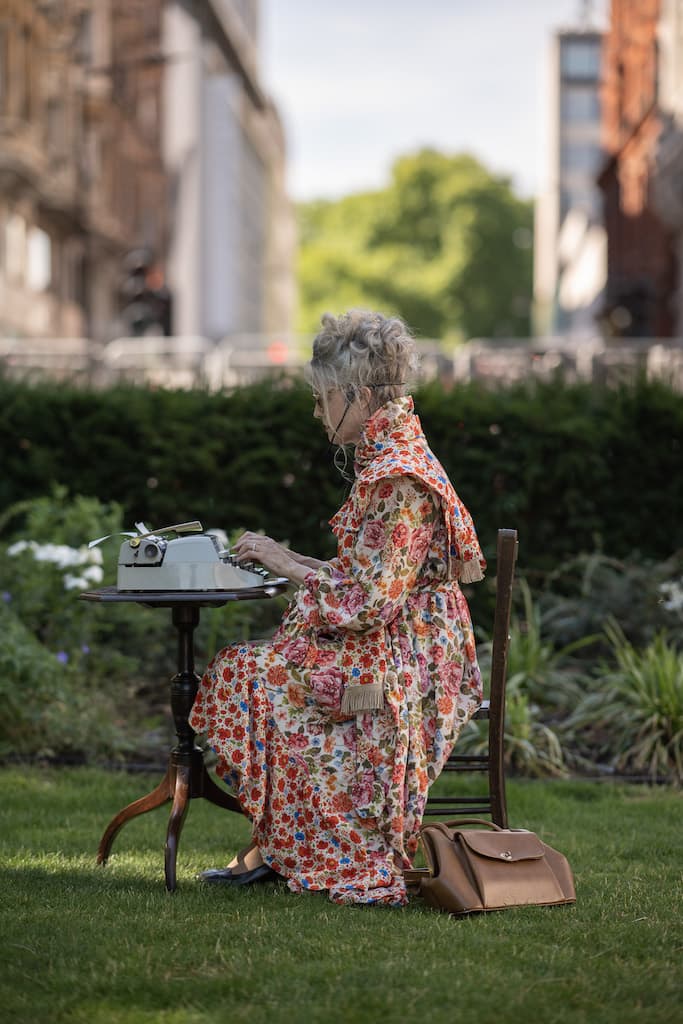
[20,25,31,120]
[75,10,93,66]
[561,85,601,123]
[63,242,87,307]
[46,97,65,160]
[561,40,601,80]
[136,85,158,142]
[560,187,602,221]
[561,140,603,174]
[26,227,51,292]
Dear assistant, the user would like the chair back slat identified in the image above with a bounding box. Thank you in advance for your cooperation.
[487,529,518,827]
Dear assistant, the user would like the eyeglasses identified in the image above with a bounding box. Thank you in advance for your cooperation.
[311,388,336,405]
[312,383,406,404]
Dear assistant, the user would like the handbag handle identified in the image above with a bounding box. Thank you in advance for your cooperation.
[420,817,504,836]
[417,817,506,880]
[445,818,503,830]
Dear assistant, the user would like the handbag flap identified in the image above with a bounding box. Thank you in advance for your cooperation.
[459,829,545,863]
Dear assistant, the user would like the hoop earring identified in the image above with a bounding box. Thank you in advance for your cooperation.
[333,445,353,481]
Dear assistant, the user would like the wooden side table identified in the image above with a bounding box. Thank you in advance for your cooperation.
[80,582,288,890]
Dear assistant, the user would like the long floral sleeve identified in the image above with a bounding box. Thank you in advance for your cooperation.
[295,477,439,633]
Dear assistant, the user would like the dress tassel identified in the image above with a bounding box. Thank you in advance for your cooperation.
[340,682,385,714]
[459,560,485,584]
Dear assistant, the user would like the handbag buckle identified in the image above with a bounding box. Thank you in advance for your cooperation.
[500,850,513,860]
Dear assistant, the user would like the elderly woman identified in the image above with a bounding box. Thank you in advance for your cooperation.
[190,310,485,906]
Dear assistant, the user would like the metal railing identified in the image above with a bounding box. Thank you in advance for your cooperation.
[1,333,682,391]
[454,336,683,390]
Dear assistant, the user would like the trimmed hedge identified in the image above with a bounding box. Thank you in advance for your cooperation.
[1,373,682,572]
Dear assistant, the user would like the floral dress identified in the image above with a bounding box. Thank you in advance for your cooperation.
[189,396,485,906]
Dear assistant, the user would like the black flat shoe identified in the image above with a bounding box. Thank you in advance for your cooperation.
[198,864,280,886]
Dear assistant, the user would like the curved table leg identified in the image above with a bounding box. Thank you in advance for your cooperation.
[165,765,191,891]
[97,768,174,866]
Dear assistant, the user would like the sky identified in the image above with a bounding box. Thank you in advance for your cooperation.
[260,0,609,204]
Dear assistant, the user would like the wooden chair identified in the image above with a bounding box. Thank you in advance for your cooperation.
[422,527,518,828]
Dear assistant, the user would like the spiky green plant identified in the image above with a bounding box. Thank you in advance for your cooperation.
[476,578,596,718]
[501,677,569,777]
[566,621,683,783]
[504,579,596,712]
[457,673,569,778]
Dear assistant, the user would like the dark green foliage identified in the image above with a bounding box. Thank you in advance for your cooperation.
[0,601,128,760]
[1,373,682,576]
[415,375,683,573]
[0,375,342,562]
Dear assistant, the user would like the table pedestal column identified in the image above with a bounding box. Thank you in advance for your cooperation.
[97,604,242,891]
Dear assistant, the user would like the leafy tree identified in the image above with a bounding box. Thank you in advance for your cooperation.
[296,148,533,340]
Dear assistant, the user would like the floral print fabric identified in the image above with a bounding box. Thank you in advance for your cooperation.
[350,395,486,586]
[189,399,483,906]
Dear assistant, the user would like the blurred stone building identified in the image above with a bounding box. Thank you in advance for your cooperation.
[0,0,167,343]
[0,1,294,349]
[163,0,294,341]
[599,0,681,337]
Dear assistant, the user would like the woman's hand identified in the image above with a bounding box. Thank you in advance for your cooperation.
[232,531,311,585]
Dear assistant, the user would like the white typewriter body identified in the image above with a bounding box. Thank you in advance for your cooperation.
[91,521,273,592]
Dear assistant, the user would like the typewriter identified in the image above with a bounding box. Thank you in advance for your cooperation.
[90,521,275,592]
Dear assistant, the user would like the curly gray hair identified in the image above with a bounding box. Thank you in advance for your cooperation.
[307,309,419,427]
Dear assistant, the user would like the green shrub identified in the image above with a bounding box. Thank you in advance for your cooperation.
[1,373,682,574]
[565,622,683,783]
[538,549,683,651]
[417,374,683,571]
[0,600,128,760]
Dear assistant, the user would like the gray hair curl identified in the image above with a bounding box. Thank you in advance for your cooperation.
[307,309,419,427]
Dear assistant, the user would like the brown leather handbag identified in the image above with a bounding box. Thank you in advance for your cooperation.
[418,818,576,915]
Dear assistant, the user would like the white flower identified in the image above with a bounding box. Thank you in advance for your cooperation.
[87,546,103,566]
[659,579,683,613]
[33,543,80,568]
[63,574,90,591]
[82,565,103,583]
[7,540,30,556]
[8,537,108,589]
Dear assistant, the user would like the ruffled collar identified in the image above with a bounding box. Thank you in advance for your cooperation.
[354,396,420,472]
[348,393,486,586]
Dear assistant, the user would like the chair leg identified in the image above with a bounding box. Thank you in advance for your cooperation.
[486,529,517,830]
[489,755,509,829]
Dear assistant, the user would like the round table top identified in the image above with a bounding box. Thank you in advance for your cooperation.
[79,580,290,608]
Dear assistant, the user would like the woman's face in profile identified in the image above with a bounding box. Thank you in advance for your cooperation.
[313,387,369,445]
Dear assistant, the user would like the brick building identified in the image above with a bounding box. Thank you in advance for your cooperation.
[0,0,168,343]
[651,0,683,335]
[598,0,678,337]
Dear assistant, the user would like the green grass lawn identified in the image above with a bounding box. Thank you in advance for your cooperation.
[0,766,681,1024]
